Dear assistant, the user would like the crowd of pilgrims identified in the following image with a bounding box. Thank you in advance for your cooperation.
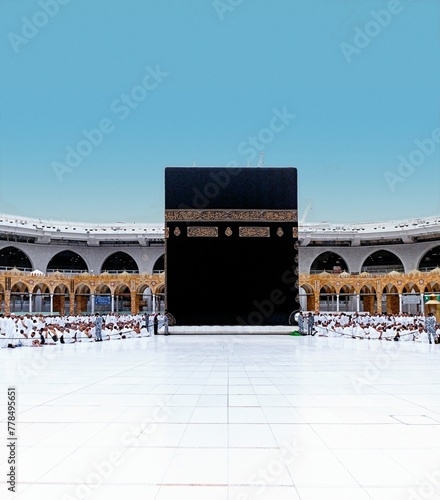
[298,312,440,343]
[1,311,439,348]
[0,312,168,348]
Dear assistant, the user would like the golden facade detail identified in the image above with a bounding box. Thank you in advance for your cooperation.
[0,271,165,316]
[3,268,439,316]
[300,269,440,315]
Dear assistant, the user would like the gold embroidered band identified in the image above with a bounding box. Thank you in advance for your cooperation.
[165,209,298,223]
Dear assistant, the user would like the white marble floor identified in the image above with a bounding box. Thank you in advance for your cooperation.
[1,335,440,500]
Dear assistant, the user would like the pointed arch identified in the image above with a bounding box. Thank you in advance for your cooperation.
[0,246,33,270]
[47,251,88,273]
[101,252,139,273]
[362,250,404,274]
[419,246,440,271]
[310,252,348,274]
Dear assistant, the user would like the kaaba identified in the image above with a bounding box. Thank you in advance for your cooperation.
[165,167,299,326]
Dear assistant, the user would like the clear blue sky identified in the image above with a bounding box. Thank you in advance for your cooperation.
[1,0,439,224]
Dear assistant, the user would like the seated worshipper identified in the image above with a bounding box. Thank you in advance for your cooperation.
[325,322,336,338]
[129,321,138,338]
[383,325,396,341]
[106,324,116,340]
[76,325,93,342]
[354,323,366,339]
[401,325,417,341]
[332,322,344,337]
[35,315,45,331]
[376,325,385,340]
[59,326,75,344]
[132,324,142,338]
[363,325,373,340]
[140,321,150,337]
[314,321,327,337]
[29,329,42,347]
[46,325,61,343]
[339,313,349,326]
[120,323,133,339]
[88,325,97,340]
[19,328,42,347]
[70,325,81,342]
[99,324,110,341]
[321,321,332,337]
[84,326,94,342]
[343,322,354,338]
[111,324,124,339]
[38,327,48,345]
[27,325,41,344]
[414,325,429,343]
[370,324,382,340]
[121,321,131,338]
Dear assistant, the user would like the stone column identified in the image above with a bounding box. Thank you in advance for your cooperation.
[50,294,54,314]
[314,291,320,312]
[60,294,66,315]
[377,292,383,314]
[69,295,75,315]
[29,293,33,313]
[131,292,137,315]
[111,294,115,313]
[5,291,10,315]
[91,294,95,314]
[336,294,340,312]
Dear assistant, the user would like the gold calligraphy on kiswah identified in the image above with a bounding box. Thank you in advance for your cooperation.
[165,209,298,223]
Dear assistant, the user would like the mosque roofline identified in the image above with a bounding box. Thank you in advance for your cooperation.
[0,213,439,247]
